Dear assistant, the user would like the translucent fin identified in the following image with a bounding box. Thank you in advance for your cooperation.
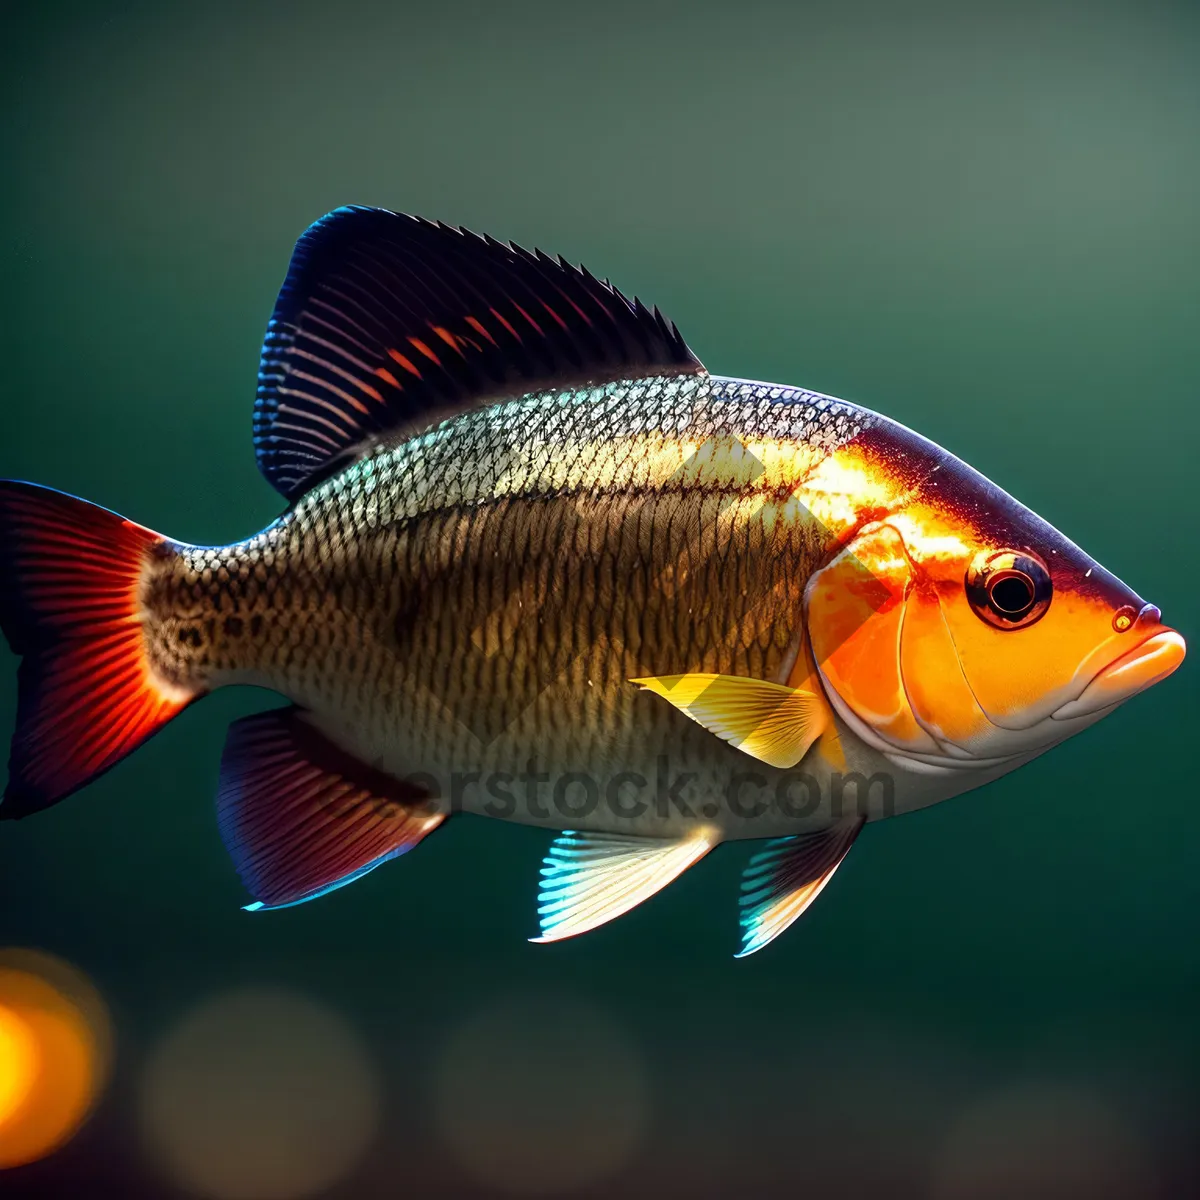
[255,206,705,500]
[531,828,718,943]
[736,817,864,957]
[0,480,195,817]
[632,673,830,769]
[218,707,444,910]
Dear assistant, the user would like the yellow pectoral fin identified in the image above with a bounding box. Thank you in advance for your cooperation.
[632,673,830,770]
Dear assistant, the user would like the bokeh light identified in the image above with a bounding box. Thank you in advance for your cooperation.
[433,990,649,1195]
[931,1079,1159,1200]
[0,948,114,1170]
[0,1004,39,1126]
[139,986,379,1200]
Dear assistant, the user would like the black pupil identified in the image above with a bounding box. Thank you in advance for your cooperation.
[991,574,1034,615]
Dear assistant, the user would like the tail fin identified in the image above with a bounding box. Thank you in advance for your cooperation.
[0,481,196,818]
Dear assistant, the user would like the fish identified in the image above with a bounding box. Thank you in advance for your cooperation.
[0,206,1185,956]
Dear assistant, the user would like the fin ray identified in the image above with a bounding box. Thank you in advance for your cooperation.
[0,481,197,817]
[633,673,830,769]
[255,206,705,501]
[218,707,444,910]
[532,829,717,943]
[736,818,864,957]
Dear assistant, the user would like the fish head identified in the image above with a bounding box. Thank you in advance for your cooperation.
[804,421,1185,773]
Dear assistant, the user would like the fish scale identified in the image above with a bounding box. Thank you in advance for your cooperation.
[1,205,1180,951]
[140,375,865,837]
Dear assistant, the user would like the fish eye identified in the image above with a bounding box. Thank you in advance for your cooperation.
[965,549,1052,630]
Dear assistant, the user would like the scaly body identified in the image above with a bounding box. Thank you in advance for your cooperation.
[148,375,889,838]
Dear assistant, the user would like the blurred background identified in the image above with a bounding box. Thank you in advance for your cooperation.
[1,1,1197,1196]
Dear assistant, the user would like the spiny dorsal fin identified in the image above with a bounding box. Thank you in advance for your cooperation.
[531,828,718,943]
[736,817,864,957]
[254,206,706,500]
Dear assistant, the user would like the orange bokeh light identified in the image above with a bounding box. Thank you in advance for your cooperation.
[0,1004,40,1126]
[0,950,112,1171]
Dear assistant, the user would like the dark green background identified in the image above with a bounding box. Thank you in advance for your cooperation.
[1,2,1196,1196]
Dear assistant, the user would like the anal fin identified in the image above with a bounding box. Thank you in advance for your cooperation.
[218,707,443,910]
[736,817,864,957]
[532,828,718,943]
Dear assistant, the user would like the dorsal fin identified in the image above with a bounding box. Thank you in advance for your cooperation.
[254,206,706,500]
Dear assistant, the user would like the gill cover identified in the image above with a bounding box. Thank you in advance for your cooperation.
[806,523,995,769]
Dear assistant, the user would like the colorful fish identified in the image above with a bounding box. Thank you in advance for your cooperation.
[0,207,1184,955]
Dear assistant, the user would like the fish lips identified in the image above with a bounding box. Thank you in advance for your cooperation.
[1051,629,1186,722]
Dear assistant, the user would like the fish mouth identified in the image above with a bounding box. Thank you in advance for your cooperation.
[1052,629,1187,722]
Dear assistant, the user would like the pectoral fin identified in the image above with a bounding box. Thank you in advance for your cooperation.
[736,817,864,957]
[531,828,718,943]
[632,673,830,769]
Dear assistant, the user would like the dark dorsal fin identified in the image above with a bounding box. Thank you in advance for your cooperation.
[254,205,705,500]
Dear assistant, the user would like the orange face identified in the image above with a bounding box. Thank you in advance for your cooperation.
[803,422,1185,771]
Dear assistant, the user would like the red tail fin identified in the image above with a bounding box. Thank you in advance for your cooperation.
[0,481,196,818]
